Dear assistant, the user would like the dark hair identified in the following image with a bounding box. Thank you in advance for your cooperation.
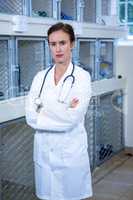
[47,22,75,43]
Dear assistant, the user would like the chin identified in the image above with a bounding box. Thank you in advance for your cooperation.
[56,60,64,64]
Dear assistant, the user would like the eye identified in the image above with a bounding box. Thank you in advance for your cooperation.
[60,41,66,45]
[49,42,56,47]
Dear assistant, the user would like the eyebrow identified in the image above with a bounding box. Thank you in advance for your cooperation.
[49,40,68,44]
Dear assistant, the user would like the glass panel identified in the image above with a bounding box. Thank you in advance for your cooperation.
[83,0,96,22]
[99,41,113,79]
[32,0,53,18]
[61,0,77,20]
[102,0,111,16]
[119,3,126,23]
[128,3,133,22]
[120,0,126,2]
[78,41,96,81]
[18,40,46,96]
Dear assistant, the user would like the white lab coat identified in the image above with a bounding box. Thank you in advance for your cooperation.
[25,62,92,200]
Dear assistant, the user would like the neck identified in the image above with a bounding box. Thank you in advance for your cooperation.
[55,60,70,73]
[54,60,71,85]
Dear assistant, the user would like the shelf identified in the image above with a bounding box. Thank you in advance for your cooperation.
[0,14,127,38]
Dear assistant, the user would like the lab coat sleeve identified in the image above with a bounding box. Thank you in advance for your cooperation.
[37,71,92,132]
[25,71,44,130]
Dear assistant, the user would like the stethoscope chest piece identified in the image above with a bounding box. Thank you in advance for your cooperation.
[34,97,43,113]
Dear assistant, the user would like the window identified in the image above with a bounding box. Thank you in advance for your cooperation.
[119,0,133,34]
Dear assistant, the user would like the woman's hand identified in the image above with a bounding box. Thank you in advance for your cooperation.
[70,98,79,108]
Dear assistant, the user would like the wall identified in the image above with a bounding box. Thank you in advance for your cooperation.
[116,45,133,147]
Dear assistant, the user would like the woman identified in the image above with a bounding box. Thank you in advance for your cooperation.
[25,22,92,200]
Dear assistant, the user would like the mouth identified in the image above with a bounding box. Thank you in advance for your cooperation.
[56,54,64,58]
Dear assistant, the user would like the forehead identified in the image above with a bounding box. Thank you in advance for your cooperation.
[48,30,70,42]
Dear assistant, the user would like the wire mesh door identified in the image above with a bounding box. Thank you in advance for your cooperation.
[0,0,26,15]
[31,0,53,18]
[83,0,96,22]
[85,97,96,170]
[0,118,38,200]
[0,39,9,101]
[77,39,96,81]
[94,90,124,166]
[17,38,46,96]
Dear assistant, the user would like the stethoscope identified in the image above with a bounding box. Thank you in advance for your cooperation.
[34,63,75,113]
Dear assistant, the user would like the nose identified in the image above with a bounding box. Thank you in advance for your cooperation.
[56,43,61,52]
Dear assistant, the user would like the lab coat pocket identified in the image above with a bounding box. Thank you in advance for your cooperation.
[62,133,88,166]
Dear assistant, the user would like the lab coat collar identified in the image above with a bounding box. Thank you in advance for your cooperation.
[52,62,73,87]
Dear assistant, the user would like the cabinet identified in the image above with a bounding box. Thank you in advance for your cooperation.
[0,1,126,199]
[77,39,114,81]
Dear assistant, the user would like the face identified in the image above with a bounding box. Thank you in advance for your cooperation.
[48,30,74,65]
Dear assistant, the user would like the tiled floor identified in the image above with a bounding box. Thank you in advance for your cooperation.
[2,150,133,200]
[92,151,133,200]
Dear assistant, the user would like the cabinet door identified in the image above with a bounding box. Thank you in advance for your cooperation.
[85,97,96,170]
[0,39,9,101]
[0,0,26,15]
[83,0,96,22]
[98,40,114,79]
[17,38,46,96]
[77,39,96,81]
[31,0,53,18]
[60,0,77,20]
[101,0,111,16]
[94,90,124,166]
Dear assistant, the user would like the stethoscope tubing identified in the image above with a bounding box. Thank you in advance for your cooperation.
[38,63,75,99]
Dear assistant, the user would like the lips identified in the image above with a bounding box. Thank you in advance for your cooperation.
[56,54,64,58]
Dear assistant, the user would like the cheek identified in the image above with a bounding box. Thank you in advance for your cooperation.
[50,49,56,57]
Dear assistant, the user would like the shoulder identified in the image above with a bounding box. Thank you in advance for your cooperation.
[33,67,52,82]
[74,65,91,82]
